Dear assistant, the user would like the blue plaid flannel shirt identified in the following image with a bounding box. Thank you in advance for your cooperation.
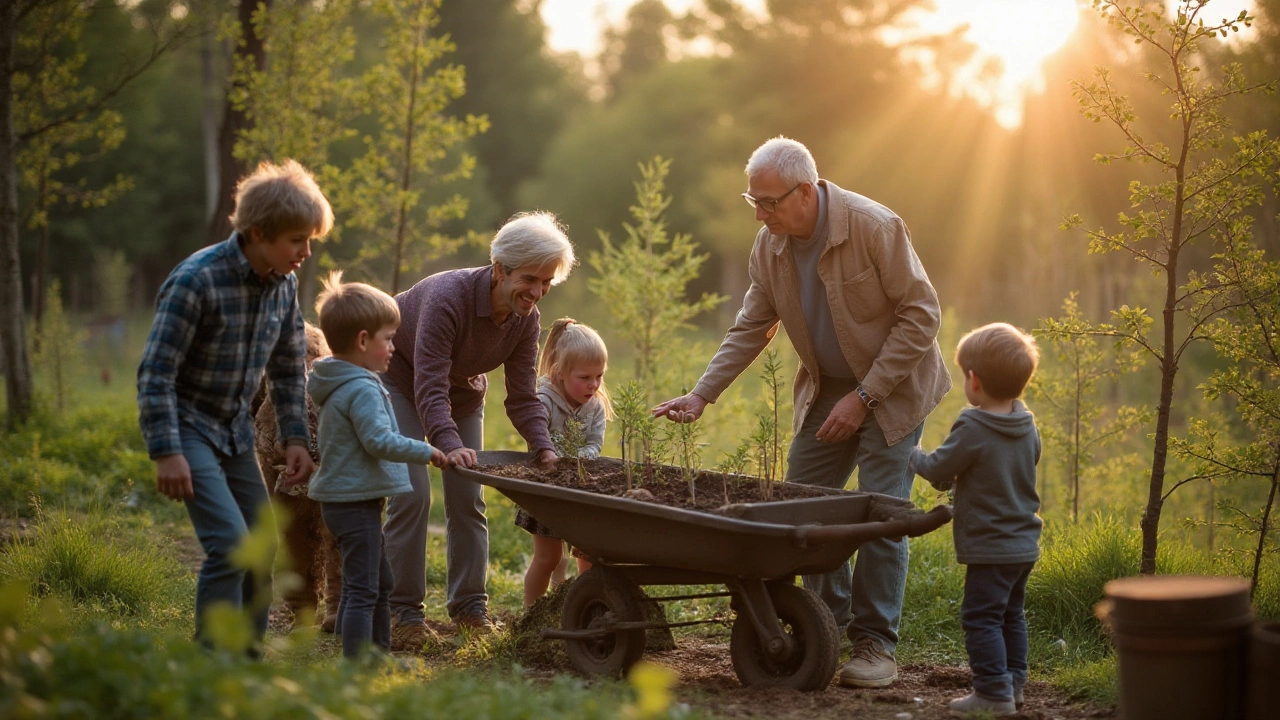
[137,234,308,459]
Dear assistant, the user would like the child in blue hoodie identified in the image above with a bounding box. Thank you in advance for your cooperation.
[909,323,1042,718]
[300,271,447,659]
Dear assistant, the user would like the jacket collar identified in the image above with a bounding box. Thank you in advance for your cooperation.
[766,179,850,256]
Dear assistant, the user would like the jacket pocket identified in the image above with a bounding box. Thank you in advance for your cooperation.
[841,267,890,323]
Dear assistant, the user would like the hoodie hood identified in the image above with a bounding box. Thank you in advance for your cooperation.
[307,357,377,405]
[962,400,1036,439]
[538,376,575,414]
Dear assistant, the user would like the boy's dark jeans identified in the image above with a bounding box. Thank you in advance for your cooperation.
[962,562,1035,701]
[321,498,393,659]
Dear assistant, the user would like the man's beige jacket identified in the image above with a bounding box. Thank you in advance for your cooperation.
[691,180,952,446]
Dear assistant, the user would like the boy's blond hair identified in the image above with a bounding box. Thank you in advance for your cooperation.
[955,322,1039,401]
[232,159,335,240]
[315,271,400,354]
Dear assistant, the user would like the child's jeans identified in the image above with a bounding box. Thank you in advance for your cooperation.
[962,562,1035,701]
[180,424,274,647]
[322,498,393,658]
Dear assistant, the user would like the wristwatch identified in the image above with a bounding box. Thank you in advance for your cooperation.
[855,385,881,410]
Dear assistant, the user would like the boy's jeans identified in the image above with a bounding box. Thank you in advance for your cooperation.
[179,424,275,645]
[962,562,1034,701]
[383,379,489,622]
[322,498,392,658]
[785,376,922,655]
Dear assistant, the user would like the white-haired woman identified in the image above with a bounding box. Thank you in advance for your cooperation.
[382,211,576,645]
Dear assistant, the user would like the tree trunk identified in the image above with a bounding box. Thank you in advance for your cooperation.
[0,0,33,429]
[206,0,270,246]
[200,15,220,223]
[1251,463,1278,598]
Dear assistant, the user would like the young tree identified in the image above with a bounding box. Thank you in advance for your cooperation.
[1057,0,1280,573]
[613,379,649,490]
[1,0,189,429]
[1032,293,1149,521]
[31,279,82,414]
[1173,247,1280,595]
[588,157,726,395]
[335,0,486,295]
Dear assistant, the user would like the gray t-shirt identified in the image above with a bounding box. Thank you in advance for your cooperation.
[789,184,855,379]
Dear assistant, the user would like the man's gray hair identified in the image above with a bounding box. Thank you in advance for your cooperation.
[490,211,577,285]
[745,136,819,187]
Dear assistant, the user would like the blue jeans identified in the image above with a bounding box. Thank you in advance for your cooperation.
[383,379,488,621]
[322,499,393,658]
[179,424,275,645]
[786,376,922,654]
[962,563,1033,701]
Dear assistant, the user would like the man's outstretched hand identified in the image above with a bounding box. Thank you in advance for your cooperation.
[652,392,709,423]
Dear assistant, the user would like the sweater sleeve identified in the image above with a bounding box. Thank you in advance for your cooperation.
[349,382,438,465]
[910,415,980,492]
[504,318,553,454]
[412,293,465,454]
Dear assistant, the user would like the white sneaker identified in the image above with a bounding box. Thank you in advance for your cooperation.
[837,637,898,688]
[948,692,1017,716]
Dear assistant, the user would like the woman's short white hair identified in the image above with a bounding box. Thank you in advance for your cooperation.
[489,211,577,285]
[745,136,819,187]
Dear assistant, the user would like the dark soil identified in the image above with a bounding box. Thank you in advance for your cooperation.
[476,457,828,513]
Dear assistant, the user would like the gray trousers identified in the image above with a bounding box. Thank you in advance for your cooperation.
[786,376,922,654]
[383,379,488,621]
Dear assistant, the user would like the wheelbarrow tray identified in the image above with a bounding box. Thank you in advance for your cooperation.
[461,450,914,579]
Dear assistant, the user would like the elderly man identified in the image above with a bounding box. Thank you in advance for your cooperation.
[654,137,950,688]
[383,211,576,648]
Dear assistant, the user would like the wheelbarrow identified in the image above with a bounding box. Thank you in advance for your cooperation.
[457,450,953,691]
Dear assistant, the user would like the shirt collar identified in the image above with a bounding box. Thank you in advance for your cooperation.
[229,231,285,287]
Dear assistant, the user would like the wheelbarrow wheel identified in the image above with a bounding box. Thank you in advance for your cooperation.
[560,567,647,678]
[729,583,839,691]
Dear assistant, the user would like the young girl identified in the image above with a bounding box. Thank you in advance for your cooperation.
[517,318,613,607]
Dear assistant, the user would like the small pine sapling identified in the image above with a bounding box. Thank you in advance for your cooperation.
[666,418,704,503]
[614,381,648,491]
[716,444,751,506]
[552,417,588,485]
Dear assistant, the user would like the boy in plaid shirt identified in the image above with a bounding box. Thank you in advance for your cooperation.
[137,159,333,650]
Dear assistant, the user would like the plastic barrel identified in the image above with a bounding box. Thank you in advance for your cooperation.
[1246,621,1280,720]
[1096,575,1253,720]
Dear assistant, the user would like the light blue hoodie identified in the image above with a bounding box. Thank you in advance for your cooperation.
[307,357,436,503]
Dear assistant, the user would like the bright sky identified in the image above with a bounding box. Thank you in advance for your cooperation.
[541,0,1258,128]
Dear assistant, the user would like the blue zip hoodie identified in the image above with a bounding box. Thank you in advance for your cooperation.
[910,401,1042,565]
[307,357,436,503]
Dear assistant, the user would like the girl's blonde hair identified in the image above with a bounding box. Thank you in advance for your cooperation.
[539,318,612,418]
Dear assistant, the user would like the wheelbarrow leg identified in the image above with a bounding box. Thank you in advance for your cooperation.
[729,578,793,660]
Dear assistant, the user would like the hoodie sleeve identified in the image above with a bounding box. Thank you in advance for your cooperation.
[349,381,438,465]
[910,414,981,491]
[579,400,606,459]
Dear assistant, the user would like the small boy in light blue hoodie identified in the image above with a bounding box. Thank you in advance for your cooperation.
[298,271,446,659]
[910,323,1042,718]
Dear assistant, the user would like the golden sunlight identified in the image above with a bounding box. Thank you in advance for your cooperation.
[916,0,1081,128]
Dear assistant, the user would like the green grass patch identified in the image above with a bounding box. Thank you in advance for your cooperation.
[0,506,192,628]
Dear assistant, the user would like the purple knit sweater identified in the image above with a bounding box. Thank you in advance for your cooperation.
[386,265,552,455]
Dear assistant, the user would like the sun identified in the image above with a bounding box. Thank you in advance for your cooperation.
[915,0,1082,127]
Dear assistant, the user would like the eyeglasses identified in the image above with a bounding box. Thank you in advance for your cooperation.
[742,183,803,213]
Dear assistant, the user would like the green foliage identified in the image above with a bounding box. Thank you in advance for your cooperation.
[332,0,488,294]
[0,507,190,617]
[588,157,726,395]
[0,583,670,719]
[1056,0,1280,574]
[613,380,650,489]
[1031,293,1149,522]
[30,280,84,414]
[230,0,358,173]
[714,445,751,506]
[553,416,588,484]
[663,417,704,501]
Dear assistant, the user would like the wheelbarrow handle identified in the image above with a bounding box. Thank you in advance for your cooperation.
[792,505,953,549]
